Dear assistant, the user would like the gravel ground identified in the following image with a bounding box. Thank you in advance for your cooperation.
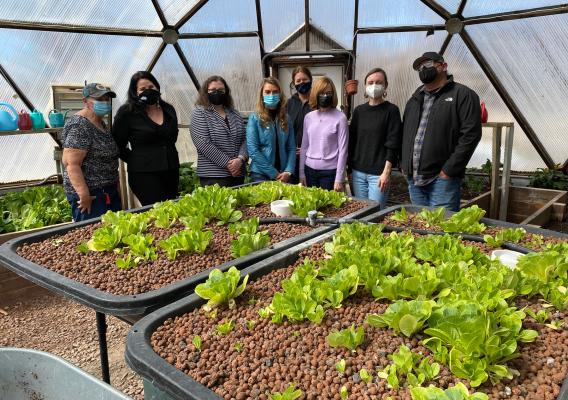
[0,293,143,399]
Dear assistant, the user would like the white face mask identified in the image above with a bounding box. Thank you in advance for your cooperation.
[365,84,385,99]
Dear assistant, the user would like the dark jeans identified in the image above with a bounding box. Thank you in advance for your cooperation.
[250,172,271,183]
[129,170,179,206]
[304,165,336,191]
[66,184,121,222]
[199,176,245,187]
[407,176,462,212]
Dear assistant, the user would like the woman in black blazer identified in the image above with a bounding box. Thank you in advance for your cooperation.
[112,71,180,206]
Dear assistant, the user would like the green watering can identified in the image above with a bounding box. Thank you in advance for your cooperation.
[0,101,18,131]
[30,109,46,129]
[48,109,69,128]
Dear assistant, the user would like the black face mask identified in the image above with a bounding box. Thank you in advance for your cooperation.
[295,81,312,95]
[317,94,333,108]
[208,90,226,106]
[138,88,161,105]
[419,66,438,84]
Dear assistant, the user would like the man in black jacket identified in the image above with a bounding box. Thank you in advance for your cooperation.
[401,52,481,211]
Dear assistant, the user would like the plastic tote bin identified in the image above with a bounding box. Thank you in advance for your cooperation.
[0,348,132,400]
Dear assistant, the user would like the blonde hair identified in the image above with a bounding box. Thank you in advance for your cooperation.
[309,77,339,109]
[255,77,288,131]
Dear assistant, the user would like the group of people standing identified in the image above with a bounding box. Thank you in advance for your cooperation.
[61,51,481,222]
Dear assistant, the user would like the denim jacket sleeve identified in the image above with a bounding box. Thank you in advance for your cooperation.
[246,114,278,179]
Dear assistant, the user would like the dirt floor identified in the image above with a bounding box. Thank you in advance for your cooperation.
[0,293,144,399]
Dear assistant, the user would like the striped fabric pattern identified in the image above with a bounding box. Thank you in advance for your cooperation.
[190,105,248,178]
[412,90,437,186]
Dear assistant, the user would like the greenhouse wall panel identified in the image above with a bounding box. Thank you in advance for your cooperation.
[178,0,257,34]
[158,0,201,27]
[0,135,57,184]
[260,0,304,51]
[463,0,568,18]
[467,15,568,165]
[309,0,354,50]
[358,0,444,28]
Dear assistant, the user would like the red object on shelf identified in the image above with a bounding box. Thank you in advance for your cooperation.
[18,109,32,130]
[480,101,488,123]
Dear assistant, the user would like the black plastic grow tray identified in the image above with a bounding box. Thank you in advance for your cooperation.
[363,204,568,253]
[125,226,568,400]
[0,198,378,322]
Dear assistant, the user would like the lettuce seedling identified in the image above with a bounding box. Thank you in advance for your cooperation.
[484,228,526,248]
[158,229,213,260]
[234,341,243,352]
[391,207,408,222]
[246,320,256,330]
[367,300,436,337]
[195,266,249,311]
[192,335,202,351]
[335,359,346,374]
[340,385,348,400]
[122,233,157,261]
[417,207,445,228]
[327,325,365,351]
[216,320,234,335]
[269,383,302,400]
[229,217,270,258]
[440,205,486,234]
[359,368,372,384]
[410,382,488,400]
[116,253,137,270]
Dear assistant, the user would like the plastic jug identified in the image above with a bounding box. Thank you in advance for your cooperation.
[30,109,46,129]
[48,109,69,128]
[18,109,32,130]
[0,102,19,131]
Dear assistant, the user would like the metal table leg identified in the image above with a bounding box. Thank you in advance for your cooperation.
[95,311,111,384]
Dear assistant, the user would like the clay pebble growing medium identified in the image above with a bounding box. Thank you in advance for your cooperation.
[15,201,367,296]
[150,236,568,400]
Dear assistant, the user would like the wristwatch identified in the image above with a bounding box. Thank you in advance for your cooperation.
[237,155,246,163]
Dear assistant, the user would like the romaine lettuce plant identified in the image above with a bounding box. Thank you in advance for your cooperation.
[326,324,365,351]
[367,300,436,337]
[195,266,249,310]
[158,229,213,260]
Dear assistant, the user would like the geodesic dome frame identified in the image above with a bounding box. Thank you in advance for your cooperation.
[1,0,568,183]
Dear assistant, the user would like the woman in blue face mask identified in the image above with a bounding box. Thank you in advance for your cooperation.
[61,83,122,221]
[285,66,313,183]
[112,71,180,206]
[246,77,296,183]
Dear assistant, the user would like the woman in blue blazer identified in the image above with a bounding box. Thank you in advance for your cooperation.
[246,77,296,182]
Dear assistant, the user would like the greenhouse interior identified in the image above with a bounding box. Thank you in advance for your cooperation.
[2,1,568,399]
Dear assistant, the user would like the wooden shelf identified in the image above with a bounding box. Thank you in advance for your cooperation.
[0,127,63,137]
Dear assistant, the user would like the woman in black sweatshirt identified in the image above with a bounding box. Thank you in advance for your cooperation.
[112,71,180,206]
[348,68,402,209]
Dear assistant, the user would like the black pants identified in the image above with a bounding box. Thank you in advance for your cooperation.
[199,176,245,187]
[129,170,179,206]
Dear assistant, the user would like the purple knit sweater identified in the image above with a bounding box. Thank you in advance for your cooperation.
[299,108,349,183]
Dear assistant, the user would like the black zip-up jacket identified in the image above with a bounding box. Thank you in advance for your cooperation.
[401,76,481,179]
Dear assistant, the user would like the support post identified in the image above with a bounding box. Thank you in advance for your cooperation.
[490,125,501,219]
[95,311,110,384]
[500,124,514,220]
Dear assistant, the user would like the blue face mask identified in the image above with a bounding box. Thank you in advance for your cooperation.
[93,101,112,116]
[263,94,280,110]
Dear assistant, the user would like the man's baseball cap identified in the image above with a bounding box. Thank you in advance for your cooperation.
[82,83,116,99]
[412,52,445,70]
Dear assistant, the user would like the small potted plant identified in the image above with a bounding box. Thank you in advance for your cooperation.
[344,79,358,96]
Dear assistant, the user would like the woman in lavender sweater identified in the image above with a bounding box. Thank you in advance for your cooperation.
[299,77,349,192]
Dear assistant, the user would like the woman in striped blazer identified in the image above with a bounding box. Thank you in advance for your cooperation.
[190,75,248,187]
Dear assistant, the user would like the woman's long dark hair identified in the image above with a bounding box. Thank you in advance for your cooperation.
[195,75,234,109]
[126,71,168,112]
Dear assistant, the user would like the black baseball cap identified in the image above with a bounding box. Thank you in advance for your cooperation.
[412,52,445,70]
[82,83,116,99]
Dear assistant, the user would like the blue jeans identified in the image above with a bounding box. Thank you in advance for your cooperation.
[304,165,336,191]
[250,172,271,183]
[66,185,122,222]
[407,176,462,212]
[351,169,388,209]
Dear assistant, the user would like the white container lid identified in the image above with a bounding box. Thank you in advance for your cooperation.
[490,249,525,269]
[270,200,294,217]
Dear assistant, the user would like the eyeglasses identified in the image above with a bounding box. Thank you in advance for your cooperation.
[417,60,438,71]
[320,91,333,96]
[208,89,226,94]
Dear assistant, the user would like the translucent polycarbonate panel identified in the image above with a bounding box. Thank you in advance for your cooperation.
[178,37,262,113]
[0,29,162,115]
[280,31,307,52]
[0,74,28,113]
[309,0,354,49]
[444,35,546,171]
[353,31,446,110]
[0,0,162,30]
[0,134,57,184]
[432,0,461,14]
[151,45,198,164]
[358,0,444,28]
[179,0,257,33]
[463,0,567,17]
[310,28,341,51]
[468,15,568,165]
[260,0,304,51]
[158,0,201,26]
